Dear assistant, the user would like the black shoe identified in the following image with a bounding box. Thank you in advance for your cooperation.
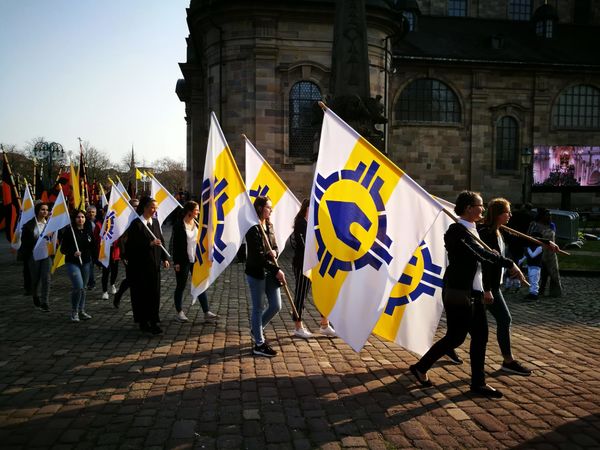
[470,384,503,399]
[445,349,463,365]
[409,365,433,388]
[113,292,121,309]
[33,296,41,308]
[253,343,277,357]
[139,322,151,332]
[149,324,163,335]
[39,303,50,312]
[501,360,532,376]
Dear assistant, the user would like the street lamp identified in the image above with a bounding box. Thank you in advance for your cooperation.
[521,147,533,205]
[33,141,64,190]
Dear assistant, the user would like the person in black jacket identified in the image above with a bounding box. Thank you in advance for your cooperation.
[20,202,51,311]
[172,200,217,323]
[409,191,526,399]
[61,210,96,322]
[123,196,170,335]
[245,196,285,357]
[291,198,336,339]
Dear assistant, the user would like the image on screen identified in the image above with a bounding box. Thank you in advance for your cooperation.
[533,146,600,187]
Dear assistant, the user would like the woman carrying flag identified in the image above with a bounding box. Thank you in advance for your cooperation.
[60,210,95,322]
[245,196,284,357]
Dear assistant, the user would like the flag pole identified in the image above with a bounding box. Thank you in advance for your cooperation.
[257,224,300,321]
[108,178,171,258]
[500,224,570,256]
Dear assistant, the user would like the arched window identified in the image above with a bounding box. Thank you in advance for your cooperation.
[448,0,467,17]
[508,0,531,21]
[552,85,600,129]
[395,79,461,123]
[496,116,519,171]
[289,81,322,159]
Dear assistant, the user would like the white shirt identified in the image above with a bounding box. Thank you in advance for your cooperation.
[458,218,484,292]
[184,221,198,263]
[34,218,46,239]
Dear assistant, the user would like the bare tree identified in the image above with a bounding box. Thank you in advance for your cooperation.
[151,157,186,194]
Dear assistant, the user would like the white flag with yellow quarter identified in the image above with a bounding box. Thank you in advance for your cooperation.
[373,197,454,356]
[150,175,180,227]
[115,178,131,201]
[244,136,301,254]
[98,183,138,268]
[191,112,259,297]
[11,182,35,250]
[99,183,108,208]
[303,106,443,351]
[33,187,71,260]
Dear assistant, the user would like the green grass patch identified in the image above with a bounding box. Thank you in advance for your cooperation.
[559,240,600,271]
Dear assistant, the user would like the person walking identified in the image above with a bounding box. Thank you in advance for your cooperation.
[528,208,563,297]
[245,196,284,357]
[123,196,170,334]
[85,205,98,290]
[20,202,51,312]
[60,210,95,322]
[291,199,336,339]
[479,198,534,376]
[172,201,217,322]
[112,198,139,308]
[409,191,526,399]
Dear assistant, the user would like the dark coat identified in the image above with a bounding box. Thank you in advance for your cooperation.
[245,222,279,279]
[443,222,514,291]
[19,217,41,261]
[60,226,95,265]
[172,218,194,266]
[123,218,168,324]
[292,216,307,271]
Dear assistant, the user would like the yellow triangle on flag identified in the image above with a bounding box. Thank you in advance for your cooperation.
[51,247,65,274]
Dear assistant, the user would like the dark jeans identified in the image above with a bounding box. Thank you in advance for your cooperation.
[414,290,488,388]
[486,287,512,358]
[101,260,119,292]
[293,264,311,322]
[174,261,208,313]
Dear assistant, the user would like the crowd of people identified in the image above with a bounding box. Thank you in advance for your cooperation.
[16,190,564,399]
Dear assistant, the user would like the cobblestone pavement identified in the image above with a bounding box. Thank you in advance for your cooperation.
[0,229,599,449]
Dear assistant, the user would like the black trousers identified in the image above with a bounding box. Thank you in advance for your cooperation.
[101,260,119,292]
[414,291,488,388]
[292,264,311,322]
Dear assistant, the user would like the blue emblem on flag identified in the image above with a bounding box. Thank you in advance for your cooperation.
[197,176,230,264]
[313,160,393,277]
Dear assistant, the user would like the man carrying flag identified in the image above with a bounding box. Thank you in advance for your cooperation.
[21,201,51,310]
[11,180,35,251]
[191,112,258,298]
[303,104,443,352]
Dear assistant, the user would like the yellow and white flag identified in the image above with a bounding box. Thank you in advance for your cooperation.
[99,184,108,208]
[244,136,301,254]
[303,106,443,351]
[150,174,180,227]
[115,178,131,202]
[11,182,35,250]
[98,182,138,267]
[191,112,258,297]
[373,197,454,356]
[33,187,71,260]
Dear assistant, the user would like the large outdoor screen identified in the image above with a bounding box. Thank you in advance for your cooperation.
[533,146,600,187]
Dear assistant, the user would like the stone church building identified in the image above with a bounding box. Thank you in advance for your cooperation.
[176,0,600,208]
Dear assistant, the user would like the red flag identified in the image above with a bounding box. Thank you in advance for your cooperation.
[1,152,22,242]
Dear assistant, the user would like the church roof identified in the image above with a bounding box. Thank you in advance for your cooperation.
[393,16,600,69]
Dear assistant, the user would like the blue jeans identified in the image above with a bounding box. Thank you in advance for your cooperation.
[174,261,209,313]
[247,274,282,346]
[66,262,91,312]
[486,287,512,358]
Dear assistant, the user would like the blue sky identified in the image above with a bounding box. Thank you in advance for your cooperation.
[0,0,189,165]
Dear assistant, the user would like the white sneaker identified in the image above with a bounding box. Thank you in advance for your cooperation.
[79,311,92,320]
[102,292,109,300]
[320,325,337,337]
[204,311,218,321]
[293,327,313,339]
[176,311,189,322]
[109,284,117,294]
[71,311,80,322]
